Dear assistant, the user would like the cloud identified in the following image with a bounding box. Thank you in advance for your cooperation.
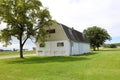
[0,0,120,49]
[1,0,120,37]
[0,22,7,30]
[0,38,35,50]
[41,0,120,38]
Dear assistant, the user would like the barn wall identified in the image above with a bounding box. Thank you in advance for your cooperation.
[36,40,70,56]
[70,41,90,55]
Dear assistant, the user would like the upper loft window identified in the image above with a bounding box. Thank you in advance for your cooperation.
[39,43,45,47]
[46,29,55,34]
[57,42,64,47]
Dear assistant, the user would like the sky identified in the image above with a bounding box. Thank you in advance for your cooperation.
[0,0,120,50]
[40,0,120,42]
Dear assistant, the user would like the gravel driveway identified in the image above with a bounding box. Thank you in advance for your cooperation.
[0,54,36,59]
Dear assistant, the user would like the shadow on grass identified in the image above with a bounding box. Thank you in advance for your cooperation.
[74,52,98,56]
[99,49,120,51]
[7,56,90,64]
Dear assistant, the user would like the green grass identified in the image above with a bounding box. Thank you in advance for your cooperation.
[0,48,120,80]
[0,51,35,56]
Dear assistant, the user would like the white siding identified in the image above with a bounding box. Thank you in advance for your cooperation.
[36,40,70,56]
[71,41,90,55]
[36,40,90,56]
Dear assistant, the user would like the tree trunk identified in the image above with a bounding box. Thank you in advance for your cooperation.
[20,44,23,58]
[93,45,96,51]
[19,36,24,58]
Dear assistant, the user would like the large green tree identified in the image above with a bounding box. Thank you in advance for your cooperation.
[83,26,111,51]
[0,0,53,58]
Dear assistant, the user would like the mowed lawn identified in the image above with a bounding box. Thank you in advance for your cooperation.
[0,48,120,80]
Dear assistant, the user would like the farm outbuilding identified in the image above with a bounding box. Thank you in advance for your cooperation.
[36,23,90,56]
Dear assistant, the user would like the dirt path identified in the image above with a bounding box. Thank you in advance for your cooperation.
[0,54,36,59]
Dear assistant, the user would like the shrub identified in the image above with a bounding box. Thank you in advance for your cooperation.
[109,44,117,48]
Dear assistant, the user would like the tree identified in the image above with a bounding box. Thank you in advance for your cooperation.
[109,44,117,48]
[0,0,54,58]
[83,26,111,51]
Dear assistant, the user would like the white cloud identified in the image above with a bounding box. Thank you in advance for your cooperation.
[0,38,35,50]
[1,0,120,37]
[41,0,120,38]
[0,22,7,30]
[1,0,120,49]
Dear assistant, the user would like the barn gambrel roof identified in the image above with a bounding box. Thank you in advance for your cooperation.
[60,24,89,43]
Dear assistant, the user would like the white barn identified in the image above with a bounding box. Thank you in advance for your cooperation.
[36,23,90,56]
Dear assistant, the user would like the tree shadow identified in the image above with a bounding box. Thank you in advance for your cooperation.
[7,56,90,64]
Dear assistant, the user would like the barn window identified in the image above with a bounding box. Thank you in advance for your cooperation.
[46,29,55,33]
[57,42,64,47]
[39,43,45,47]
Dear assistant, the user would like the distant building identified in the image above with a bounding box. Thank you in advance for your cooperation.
[0,49,11,52]
[0,49,4,52]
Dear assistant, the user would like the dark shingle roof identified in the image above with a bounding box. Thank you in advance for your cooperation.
[61,24,89,43]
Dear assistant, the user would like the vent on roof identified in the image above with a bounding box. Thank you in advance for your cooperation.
[82,34,85,39]
[68,29,73,35]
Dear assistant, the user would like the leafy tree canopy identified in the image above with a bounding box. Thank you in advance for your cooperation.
[83,26,111,51]
[0,0,54,58]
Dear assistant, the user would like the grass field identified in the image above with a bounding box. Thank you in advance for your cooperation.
[0,48,120,80]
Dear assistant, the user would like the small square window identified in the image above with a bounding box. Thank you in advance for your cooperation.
[46,29,55,33]
[57,42,64,47]
[40,43,45,47]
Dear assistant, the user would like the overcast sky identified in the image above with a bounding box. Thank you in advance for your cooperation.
[41,0,120,37]
[0,0,120,50]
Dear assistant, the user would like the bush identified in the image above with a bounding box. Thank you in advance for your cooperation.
[109,44,117,48]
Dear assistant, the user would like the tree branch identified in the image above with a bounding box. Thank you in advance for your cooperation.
[33,23,44,31]
[22,36,28,47]
[33,19,54,31]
